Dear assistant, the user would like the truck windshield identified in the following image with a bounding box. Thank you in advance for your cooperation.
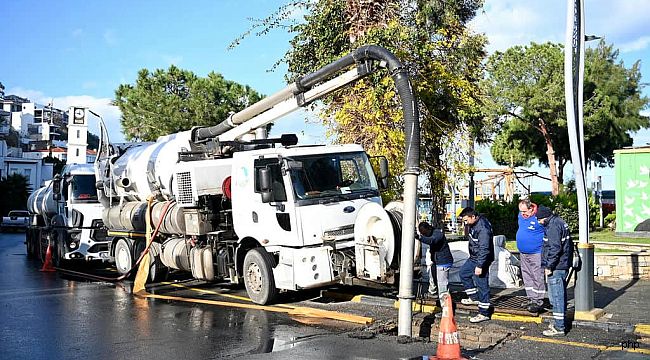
[71,175,98,202]
[288,152,379,201]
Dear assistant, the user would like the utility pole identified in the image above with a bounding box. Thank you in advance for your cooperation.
[468,138,475,208]
[564,0,603,321]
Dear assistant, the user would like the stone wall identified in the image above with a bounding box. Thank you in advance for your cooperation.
[595,253,650,280]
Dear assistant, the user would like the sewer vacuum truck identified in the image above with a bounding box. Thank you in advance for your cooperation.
[26,163,109,266]
[95,45,420,304]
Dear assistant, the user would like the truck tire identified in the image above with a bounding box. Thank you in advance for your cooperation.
[147,243,168,282]
[26,229,34,258]
[243,248,279,305]
[52,230,68,268]
[114,238,134,276]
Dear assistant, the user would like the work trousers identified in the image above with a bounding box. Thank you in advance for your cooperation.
[427,265,450,298]
[460,259,491,316]
[520,253,546,304]
[547,269,568,331]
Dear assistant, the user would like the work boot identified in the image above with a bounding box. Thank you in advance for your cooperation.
[461,298,479,306]
[542,324,566,337]
[527,302,542,314]
[469,314,490,323]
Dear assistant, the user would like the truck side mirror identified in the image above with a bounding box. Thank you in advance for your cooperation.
[52,176,62,201]
[378,157,389,190]
[259,168,272,203]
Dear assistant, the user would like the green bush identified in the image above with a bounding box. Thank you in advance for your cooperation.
[547,192,599,232]
[604,212,616,228]
[473,191,600,239]
[475,197,520,240]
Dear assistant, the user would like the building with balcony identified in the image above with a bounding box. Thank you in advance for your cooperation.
[1,95,68,146]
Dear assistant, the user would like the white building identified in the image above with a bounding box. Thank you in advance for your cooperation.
[0,95,67,149]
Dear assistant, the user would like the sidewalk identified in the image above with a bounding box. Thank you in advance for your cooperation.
[486,279,650,327]
[339,278,650,333]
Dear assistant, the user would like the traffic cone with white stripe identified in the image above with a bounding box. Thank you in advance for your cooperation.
[40,243,56,272]
[432,293,466,360]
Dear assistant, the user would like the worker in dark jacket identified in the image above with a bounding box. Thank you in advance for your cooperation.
[417,221,454,300]
[458,207,494,323]
[537,205,573,337]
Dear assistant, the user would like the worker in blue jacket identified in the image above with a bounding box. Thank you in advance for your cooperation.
[417,221,454,301]
[459,207,494,323]
[517,198,546,313]
[537,205,573,337]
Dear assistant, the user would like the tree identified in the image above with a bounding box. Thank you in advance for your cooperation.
[233,0,488,225]
[43,156,66,175]
[484,41,649,195]
[114,66,264,141]
[0,174,31,216]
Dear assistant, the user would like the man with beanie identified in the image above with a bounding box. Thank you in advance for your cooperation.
[517,198,546,313]
[459,207,494,323]
[537,205,573,336]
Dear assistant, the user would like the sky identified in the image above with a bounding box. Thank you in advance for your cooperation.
[2,0,649,192]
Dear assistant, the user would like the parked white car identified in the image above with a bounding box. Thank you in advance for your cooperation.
[1,210,30,232]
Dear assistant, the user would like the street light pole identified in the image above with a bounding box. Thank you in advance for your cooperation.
[564,0,603,321]
[47,101,54,159]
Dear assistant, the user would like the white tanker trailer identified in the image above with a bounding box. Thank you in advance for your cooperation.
[95,45,421,304]
[26,164,109,266]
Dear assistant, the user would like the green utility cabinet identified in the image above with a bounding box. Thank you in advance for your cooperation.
[614,147,650,233]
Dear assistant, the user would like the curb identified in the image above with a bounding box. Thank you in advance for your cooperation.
[323,290,643,334]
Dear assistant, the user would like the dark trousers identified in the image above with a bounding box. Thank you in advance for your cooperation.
[460,259,491,316]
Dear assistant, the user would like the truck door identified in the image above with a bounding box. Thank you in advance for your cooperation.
[231,156,300,247]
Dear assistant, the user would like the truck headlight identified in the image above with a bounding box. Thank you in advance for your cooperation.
[68,231,81,249]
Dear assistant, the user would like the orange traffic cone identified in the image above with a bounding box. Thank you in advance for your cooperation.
[431,294,466,360]
[40,243,56,272]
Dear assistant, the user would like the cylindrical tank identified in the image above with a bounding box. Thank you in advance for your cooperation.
[27,183,57,216]
[103,201,186,235]
[160,237,192,270]
[101,130,194,202]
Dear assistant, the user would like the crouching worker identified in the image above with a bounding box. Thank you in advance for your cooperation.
[536,206,573,337]
[459,207,495,323]
[417,221,454,302]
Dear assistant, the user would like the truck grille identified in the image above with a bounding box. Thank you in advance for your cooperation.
[323,225,354,238]
[176,171,194,205]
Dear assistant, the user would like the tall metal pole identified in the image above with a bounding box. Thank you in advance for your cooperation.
[468,138,475,208]
[564,0,603,320]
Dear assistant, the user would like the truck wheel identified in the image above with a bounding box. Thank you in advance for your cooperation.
[114,238,134,276]
[243,248,279,305]
[26,230,33,258]
[148,244,168,282]
[52,230,69,268]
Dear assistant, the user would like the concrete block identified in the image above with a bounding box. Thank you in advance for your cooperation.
[619,258,629,266]
[600,266,611,276]
[574,308,605,321]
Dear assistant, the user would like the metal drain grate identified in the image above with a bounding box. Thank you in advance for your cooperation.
[454,293,549,316]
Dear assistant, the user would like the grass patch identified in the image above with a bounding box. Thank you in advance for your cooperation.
[594,247,630,253]
[504,229,650,253]
[588,229,650,244]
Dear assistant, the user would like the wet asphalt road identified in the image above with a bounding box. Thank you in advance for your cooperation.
[0,232,436,360]
[0,232,331,359]
[3,231,647,359]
